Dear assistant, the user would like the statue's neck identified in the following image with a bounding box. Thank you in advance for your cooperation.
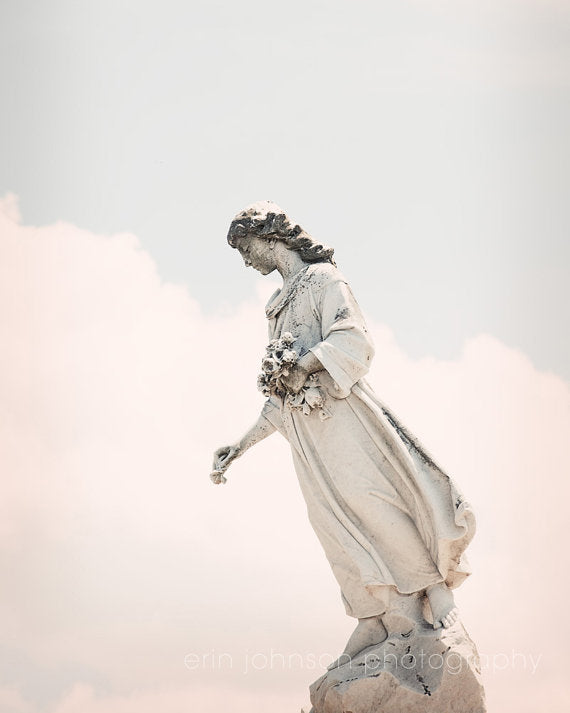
[276,248,308,285]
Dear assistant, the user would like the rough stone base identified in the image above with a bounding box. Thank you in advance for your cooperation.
[309,620,486,713]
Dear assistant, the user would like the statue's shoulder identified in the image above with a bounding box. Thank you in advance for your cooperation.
[306,262,348,291]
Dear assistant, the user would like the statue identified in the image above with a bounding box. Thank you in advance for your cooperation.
[212,202,485,711]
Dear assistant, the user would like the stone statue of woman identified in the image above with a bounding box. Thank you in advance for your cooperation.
[212,201,476,669]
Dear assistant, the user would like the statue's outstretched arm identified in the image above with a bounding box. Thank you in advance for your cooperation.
[210,413,276,484]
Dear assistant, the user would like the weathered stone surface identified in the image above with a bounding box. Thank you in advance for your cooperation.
[309,621,486,713]
[215,201,486,710]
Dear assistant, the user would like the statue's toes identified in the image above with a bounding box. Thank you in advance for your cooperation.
[442,608,459,628]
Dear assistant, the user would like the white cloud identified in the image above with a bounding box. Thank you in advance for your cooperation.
[0,195,568,712]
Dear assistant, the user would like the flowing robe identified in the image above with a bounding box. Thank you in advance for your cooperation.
[261,263,475,619]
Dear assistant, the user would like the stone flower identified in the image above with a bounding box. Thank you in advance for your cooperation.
[261,357,279,374]
[304,387,324,409]
[281,349,297,364]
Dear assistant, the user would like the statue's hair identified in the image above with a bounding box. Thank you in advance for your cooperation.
[227,200,335,265]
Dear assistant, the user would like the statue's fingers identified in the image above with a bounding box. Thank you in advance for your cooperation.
[215,453,231,468]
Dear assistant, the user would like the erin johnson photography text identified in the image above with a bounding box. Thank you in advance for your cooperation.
[184,649,542,676]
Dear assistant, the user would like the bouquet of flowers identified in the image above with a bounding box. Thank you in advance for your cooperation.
[257,332,331,420]
[257,332,298,397]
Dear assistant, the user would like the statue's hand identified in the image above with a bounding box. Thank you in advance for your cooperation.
[280,364,309,394]
[210,443,242,484]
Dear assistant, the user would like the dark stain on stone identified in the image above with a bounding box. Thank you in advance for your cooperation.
[335,306,351,321]
[417,673,431,696]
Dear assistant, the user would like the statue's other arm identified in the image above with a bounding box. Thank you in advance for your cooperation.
[280,275,373,396]
[280,350,323,393]
[309,278,374,397]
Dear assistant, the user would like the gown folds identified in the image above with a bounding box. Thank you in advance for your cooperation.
[261,263,475,619]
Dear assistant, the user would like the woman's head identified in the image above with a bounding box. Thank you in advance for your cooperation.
[227,201,335,266]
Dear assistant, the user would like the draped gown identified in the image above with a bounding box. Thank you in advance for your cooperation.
[261,262,475,619]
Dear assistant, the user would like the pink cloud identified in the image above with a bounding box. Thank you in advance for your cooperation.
[0,195,568,712]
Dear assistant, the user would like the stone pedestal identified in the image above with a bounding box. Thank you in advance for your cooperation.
[309,620,486,713]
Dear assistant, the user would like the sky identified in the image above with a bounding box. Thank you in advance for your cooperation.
[1,2,569,712]
[1,0,569,377]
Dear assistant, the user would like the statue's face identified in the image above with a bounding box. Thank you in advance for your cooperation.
[236,235,277,275]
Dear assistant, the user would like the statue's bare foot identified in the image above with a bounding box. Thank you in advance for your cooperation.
[327,616,387,670]
[426,582,459,629]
